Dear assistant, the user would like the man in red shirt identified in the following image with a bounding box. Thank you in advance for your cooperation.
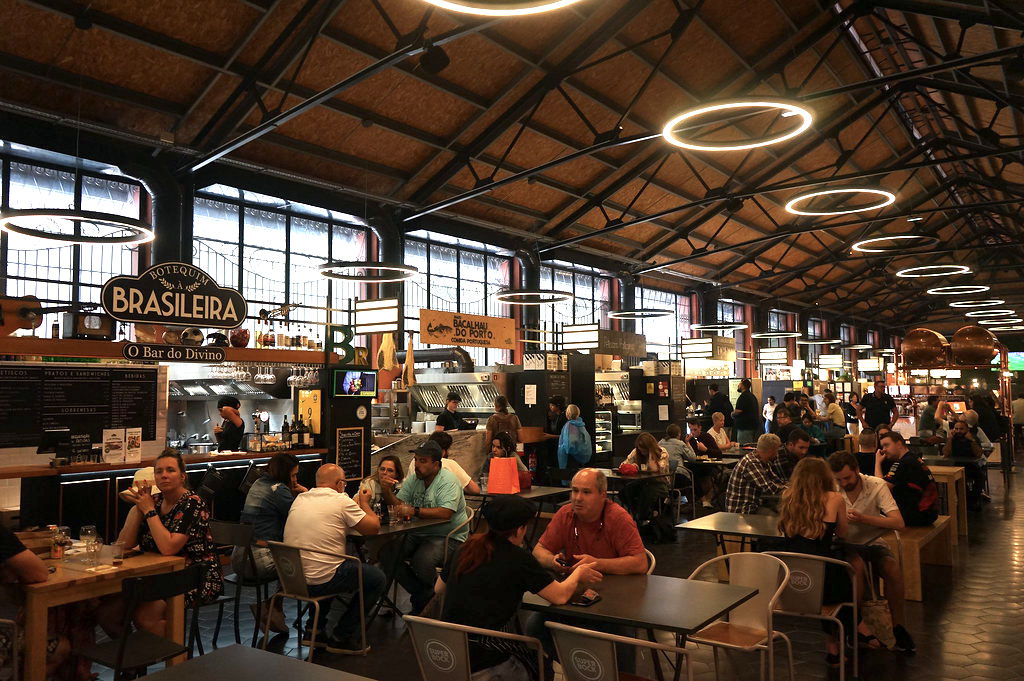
[528,468,647,677]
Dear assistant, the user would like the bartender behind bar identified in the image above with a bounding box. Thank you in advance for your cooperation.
[435,391,474,431]
[213,396,245,450]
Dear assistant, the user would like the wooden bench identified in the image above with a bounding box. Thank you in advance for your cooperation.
[881,515,953,602]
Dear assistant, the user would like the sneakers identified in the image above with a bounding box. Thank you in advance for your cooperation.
[892,625,916,653]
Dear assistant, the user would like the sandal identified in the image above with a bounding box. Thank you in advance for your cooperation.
[858,633,883,649]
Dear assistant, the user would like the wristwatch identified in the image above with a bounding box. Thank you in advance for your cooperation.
[144,509,159,520]
[414,506,421,518]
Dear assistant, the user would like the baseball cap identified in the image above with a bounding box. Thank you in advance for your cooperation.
[484,495,536,532]
[446,391,462,403]
[410,440,444,461]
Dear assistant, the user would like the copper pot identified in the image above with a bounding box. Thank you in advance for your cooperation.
[951,325,997,365]
[901,328,947,367]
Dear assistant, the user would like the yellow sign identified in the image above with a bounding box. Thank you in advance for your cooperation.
[420,310,515,349]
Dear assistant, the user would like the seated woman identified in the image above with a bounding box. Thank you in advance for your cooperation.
[436,496,601,681]
[622,432,670,526]
[777,458,873,666]
[108,449,223,635]
[708,412,733,450]
[233,452,307,632]
[942,420,987,508]
[359,454,404,506]
[482,431,528,476]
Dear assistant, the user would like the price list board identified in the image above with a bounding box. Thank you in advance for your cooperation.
[0,365,158,448]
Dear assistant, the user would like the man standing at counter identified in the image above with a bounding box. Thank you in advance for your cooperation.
[213,396,245,451]
[435,391,474,431]
[707,383,733,431]
[732,378,761,445]
[861,380,898,430]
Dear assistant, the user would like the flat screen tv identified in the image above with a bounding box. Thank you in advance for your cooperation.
[1008,352,1024,372]
[332,370,377,398]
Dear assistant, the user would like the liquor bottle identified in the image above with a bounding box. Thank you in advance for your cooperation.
[281,415,290,446]
[295,415,306,447]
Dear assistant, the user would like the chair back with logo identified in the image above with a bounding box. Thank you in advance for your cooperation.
[266,541,310,598]
[768,552,827,615]
[404,615,473,681]
[688,552,788,634]
[547,621,693,681]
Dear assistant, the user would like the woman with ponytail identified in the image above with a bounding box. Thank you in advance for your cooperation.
[436,496,601,681]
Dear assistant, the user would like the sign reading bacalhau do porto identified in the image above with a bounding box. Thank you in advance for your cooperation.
[420,309,516,350]
[101,262,247,329]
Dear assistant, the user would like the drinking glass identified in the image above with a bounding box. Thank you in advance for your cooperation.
[85,540,102,567]
[79,525,97,544]
[111,541,125,567]
[388,506,400,526]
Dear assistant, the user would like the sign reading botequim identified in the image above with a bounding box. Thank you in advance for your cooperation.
[101,262,247,329]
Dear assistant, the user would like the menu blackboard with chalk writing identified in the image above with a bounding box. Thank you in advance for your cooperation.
[0,365,158,449]
[335,427,365,481]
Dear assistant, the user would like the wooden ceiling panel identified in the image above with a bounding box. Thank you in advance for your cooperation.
[90,0,259,55]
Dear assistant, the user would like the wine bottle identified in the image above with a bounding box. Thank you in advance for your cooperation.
[281,415,290,445]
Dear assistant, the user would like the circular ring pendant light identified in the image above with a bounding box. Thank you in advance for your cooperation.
[979,318,1023,325]
[926,285,990,295]
[661,99,813,152]
[420,0,584,15]
[0,208,155,245]
[608,308,673,320]
[964,309,1015,317]
[851,235,938,253]
[797,338,841,345]
[987,325,1024,331]
[319,261,419,283]
[750,331,802,339]
[785,188,896,216]
[948,299,1005,308]
[842,343,874,350]
[495,288,574,305]
[691,323,748,332]
[895,264,971,278]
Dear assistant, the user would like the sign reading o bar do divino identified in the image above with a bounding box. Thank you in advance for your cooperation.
[101,262,248,329]
[420,310,516,350]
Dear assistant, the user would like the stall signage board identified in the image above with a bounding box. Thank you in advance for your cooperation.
[101,262,247,329]
[420,310,515,349]
[596,329,647,358]
[335,427,365,481]
[122,343,225,363]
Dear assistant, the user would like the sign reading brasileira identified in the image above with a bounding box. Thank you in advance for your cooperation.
[101,262,247,329]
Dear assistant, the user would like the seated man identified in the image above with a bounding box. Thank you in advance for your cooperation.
[428,430,481,495]
[528,468,646,675]
[828,451,915,653]
[283,464,384,653]
[379,440,469,614]
[725,433,787,514]
[876,431,939,526]
[941,420,987,507]
[684,418,721,458]
[776,429,810,479]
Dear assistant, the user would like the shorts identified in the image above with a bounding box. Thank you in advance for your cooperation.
[847,542,895,572]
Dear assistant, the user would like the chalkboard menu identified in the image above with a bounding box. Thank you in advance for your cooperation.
[335,427,365,481]
[0,365,159,449]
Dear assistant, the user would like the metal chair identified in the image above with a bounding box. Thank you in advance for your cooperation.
[404,614,544,681]
[196,466,225,509]
[0,607,18,681]
[440,506,475,569]
[238,462,267,495]
[547,620,694,681]
[210,520,278,648]
[685,553,794,681]
[260,541,368,661]
[644,548,656,575]
[75,564,202,680]
[765,551,859,681]
[669,467,698,521]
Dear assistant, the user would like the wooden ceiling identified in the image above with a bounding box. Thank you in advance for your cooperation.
[1,0,1023,331]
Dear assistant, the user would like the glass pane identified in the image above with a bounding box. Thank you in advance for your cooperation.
[291,216,328,257]
[243,207,286,251]
[9,162,74,209]
[80,175,141,218]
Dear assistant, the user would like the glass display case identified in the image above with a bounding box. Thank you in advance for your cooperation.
[595,410,612,457]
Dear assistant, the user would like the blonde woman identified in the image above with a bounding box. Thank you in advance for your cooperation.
[708,412,733,450]
[622,432,670,525]
[778,458,874,665]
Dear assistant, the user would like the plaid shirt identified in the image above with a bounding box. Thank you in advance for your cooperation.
[725,452,788,514]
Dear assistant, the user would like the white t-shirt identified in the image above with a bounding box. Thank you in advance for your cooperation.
[283,487,366,585]
[763,403,775,421]
[442,458,472,488]
[840,473,899,518]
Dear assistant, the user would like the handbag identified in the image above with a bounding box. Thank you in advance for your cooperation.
[488,456,521,494]
[860,575,896,649]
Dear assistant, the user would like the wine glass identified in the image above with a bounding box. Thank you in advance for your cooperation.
[79,525,97,544]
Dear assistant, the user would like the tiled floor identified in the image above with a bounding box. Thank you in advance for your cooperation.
[181,468,1021,681]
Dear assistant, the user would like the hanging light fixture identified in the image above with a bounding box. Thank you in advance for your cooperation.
[979,317,1023,325]
[609,308,673,319]
[0,209,154,245]
[948,299,1005,308]
[895,264,971,278]
[797,338,841,345]
[965,309,1015,317]
[750,331,802,339]
[925,285,990,295]
[661,99,813,152]
[319,261,419,283]
[420,0,584,15]
[784,188,896,216]
[495,288,574,305]
[690,322,748,332]
[851,235,937,253]
[842,343,874,351]
[988,325,1024,331]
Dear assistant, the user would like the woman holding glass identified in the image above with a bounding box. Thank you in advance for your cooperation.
[359,455,405,506]
[105,449,223,635]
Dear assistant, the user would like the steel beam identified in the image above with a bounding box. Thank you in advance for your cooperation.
[866,0,1024,31]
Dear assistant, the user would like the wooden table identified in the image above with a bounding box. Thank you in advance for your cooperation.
[926,465,968,543]
[24,553,185,681]
[143,644,377,680]
[596,468,673,482]
[523,573,756,636]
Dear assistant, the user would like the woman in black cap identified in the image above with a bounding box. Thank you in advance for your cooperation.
[213,396,245,451]
[436,495,601,680]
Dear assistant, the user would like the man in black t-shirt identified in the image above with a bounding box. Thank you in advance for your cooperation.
[877,431,938,526]
[860,380,898,430]
[435,391,472,431]
[0,525,49,583]
[707,383,734,429]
